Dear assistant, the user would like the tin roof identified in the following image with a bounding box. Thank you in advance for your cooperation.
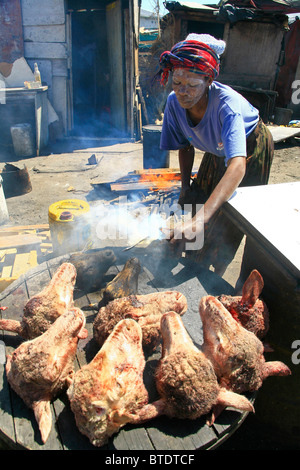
[165,0,300,12]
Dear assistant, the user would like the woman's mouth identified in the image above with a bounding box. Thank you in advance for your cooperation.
[177,97,193,107]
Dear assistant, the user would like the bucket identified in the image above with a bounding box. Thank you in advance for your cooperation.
[0,176,9,225]
[273,107,293,126]
[10,123,35,157]
[142,125,170,169]
[48,199,92,255]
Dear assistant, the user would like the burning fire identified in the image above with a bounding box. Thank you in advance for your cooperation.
[139,172,181,191]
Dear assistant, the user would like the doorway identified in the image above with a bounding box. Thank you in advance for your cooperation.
[67,3,112,137]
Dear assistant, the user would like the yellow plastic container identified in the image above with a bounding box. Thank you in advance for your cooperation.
[48,199,92,255]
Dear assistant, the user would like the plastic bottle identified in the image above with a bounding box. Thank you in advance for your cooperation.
[34,63,41,83]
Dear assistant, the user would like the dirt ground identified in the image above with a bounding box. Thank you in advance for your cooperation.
[0,131,299,450]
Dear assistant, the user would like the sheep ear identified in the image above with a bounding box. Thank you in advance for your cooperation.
[33,400,52,444]
[241,270,264,305]
[0,319,24,336]
[217,388,255,413]
[78,326,88,339]
[129,399,166,424]
[208,388,255,426]
[262,361,291,381]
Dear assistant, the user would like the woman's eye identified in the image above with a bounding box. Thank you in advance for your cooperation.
[173,82,197,88]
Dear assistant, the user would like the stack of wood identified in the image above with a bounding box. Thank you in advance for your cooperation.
[110,168,181,192]
[0,224,52,292]
[91,168,182,208]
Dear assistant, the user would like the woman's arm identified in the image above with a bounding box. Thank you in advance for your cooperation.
[168,156,246,250]
[179,144,195,190]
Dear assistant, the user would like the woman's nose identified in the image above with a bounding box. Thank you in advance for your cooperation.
[177,85,188,95]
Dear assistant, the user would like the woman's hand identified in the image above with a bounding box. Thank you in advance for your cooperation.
[162,208,205,257]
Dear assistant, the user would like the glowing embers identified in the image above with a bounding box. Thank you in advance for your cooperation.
[138,171,181,191]
[109,169,183,192]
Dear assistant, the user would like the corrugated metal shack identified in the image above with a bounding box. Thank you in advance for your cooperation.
[0,0,142,147]
[142,0,300,124]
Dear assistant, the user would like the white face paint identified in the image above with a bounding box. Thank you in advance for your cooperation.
[172,68,210,110]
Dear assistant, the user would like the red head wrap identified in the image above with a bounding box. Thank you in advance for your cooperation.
[159,40,220,86]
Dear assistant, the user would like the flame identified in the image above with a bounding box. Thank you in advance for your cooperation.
[139,172,181,191]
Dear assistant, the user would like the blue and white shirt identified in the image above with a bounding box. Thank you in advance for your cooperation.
[160,81,259,166]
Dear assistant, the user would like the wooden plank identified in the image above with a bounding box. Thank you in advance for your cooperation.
[24,42,67,60]
[111,181,181,191]
[219,21,283,89]
[133,168,180,174]
[0,229,51,293]
[1,266,12,278]
[0,234,41,250]
[0,224,49,232]
[23,25,66,43]
[21,0,65,26]
[144,416,218,451]
[267,125,300,143]
[72,291,99,368]
[11,251,37,278]
[0,331,16,449]
[112,425,155,450]
[212,409,248,438]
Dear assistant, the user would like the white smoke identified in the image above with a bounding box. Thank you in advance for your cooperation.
[93,196,204,250]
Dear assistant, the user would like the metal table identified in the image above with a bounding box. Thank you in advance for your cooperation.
[223,182,300,445]
[0,86,48,156]
[0,247,253,450]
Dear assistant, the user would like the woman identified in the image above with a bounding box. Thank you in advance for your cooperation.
[159,33,274,276]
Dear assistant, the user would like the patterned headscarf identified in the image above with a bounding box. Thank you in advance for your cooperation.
[159,34,226,85]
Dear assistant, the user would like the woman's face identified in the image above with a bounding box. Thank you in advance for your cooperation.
[172,68,212,109]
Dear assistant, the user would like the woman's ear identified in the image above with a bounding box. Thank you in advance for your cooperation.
[207,76,213,86]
